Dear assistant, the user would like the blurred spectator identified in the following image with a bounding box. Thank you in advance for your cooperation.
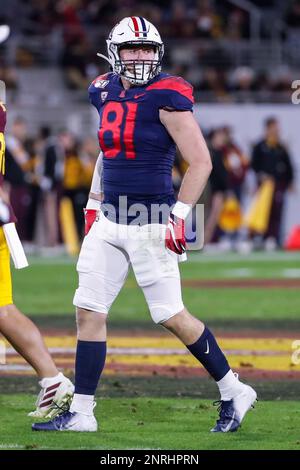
[229,67,256,102]
[79,136,98,188]
[60,0,86,45]
[62,137,91,238]
[0,0,298,255]
[285,0,300,28]
[5,117,31,241]
[167,1,196,38]
[199,67,230,101]
[0,62,18,90]
[21,137,44,243]
[222,126,249,200]
[44,129,93,241]
[43,128,67,246]
[204,127,228,244]
[15,46,36,68]
[22,0,60,36]
[61,36,94,89]
[3,126,96,248]
[0,0,298,102]
[195,0,223,39]
[250,0,276,6]
[251,117,294,247]
[226,8,249,40]
[200,43,232,71]
[271,66,294,101]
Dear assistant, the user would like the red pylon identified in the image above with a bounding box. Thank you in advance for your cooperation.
[285,225,300,251]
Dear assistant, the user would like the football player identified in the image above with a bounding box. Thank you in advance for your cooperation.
[33,17,256,433]
[0,24,74,418]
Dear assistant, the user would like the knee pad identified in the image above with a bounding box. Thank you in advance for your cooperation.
[73,286,109,314]
[149,301,184,324]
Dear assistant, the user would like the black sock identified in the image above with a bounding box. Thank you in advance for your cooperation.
[186,326,230,381]
[74,340,107,395]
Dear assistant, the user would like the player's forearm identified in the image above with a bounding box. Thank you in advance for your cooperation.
[89,191,103,202]
[90,151,103,195]
[160,110,212,210]
[86,152,104,208]
[176,132,212,207]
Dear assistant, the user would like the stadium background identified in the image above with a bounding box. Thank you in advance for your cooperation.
[0,0,300,451]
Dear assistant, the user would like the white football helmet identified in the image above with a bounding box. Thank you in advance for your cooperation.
[98,17,164,85]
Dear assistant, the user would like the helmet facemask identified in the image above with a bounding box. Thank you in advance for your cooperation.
[108,41,164,85]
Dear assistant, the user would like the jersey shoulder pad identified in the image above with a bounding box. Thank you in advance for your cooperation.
[90,73,112,89]
[146,75,194,111]
[89,72,112,94]
[88,73,113,110]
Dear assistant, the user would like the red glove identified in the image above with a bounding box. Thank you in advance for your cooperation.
[165,213,186,255]
[84,208,98,235]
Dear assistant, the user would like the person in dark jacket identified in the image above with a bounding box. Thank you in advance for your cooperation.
[251,117,294,246]
[205,127,229,244]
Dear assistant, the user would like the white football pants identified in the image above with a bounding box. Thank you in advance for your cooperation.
[73,212,184,323]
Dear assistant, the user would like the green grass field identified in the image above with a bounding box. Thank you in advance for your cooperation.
[1,251,299,450]
[12,252,300,324]
[1,396,300,450]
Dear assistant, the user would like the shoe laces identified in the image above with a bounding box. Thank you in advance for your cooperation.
[48,398,71,415]
[213,400,235,424]
[52,410,74,429]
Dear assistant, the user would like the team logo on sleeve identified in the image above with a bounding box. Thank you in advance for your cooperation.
[94,80,109,88]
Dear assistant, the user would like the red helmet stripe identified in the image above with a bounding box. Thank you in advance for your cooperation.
[131,17,140,37]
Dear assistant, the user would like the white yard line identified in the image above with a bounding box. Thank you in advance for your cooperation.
[188,251,300,263]
[282,269,300,278]
[26,251,300,266]
[222,268,255,277]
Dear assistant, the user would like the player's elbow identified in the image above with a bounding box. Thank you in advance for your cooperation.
[206,156,213,176]
[192,138,213,175]
[201,150,212,171]
[193,151,212,176]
